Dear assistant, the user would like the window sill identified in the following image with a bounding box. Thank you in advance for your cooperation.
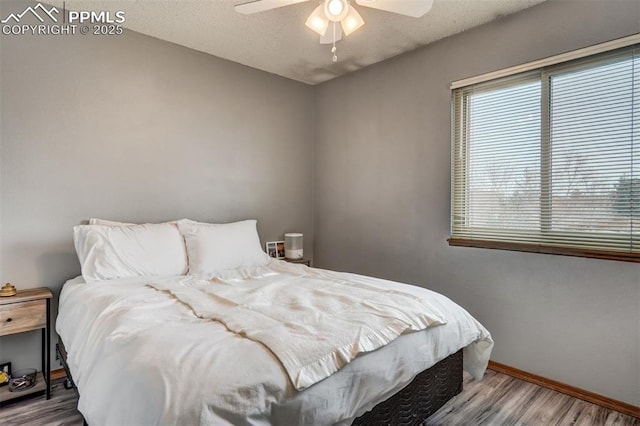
[447,238,639,263]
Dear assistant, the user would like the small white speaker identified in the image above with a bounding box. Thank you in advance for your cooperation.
[284,233,303,260]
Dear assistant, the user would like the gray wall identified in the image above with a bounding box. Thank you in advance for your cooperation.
[0,0,314,370]
[314,0,640,406]
[1,0,639,409]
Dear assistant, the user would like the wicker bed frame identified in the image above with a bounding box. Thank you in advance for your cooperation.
[57,339,462,425]
[354,349,463,425]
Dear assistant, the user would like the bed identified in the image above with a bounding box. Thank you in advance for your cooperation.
[56,219,493,425]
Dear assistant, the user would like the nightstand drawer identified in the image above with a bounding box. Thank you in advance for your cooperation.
[0,299,46,336]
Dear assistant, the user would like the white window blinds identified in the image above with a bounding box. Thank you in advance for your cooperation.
[451,46,639,261]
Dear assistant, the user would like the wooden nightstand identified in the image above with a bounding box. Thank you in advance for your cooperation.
[0,287,52,402]
[284,258,312,267]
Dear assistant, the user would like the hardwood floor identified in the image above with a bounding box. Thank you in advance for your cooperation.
[427,370,638,425]
[0,379,83,426]
[0,371,637,425]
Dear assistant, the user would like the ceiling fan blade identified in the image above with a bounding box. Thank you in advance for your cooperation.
[235,0,309,15]
[355,0,434,18]
[320,22,343,44]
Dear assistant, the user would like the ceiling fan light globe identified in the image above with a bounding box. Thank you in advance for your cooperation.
[324,0,349,22]
[328,0,343,15]
[305,4,329,36]
[310,16,328,33]
[341,6,364,36]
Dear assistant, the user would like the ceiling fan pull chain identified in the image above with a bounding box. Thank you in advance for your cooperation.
[331,22,338,62]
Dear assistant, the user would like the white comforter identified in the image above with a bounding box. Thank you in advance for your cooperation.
[147,267,446,390]
[56,261,493,426]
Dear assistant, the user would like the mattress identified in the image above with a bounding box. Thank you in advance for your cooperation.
[56,261,493,425]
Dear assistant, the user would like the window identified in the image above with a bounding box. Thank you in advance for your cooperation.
[450,43,639,262]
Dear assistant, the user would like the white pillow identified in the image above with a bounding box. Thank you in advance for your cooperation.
[89,218,135,226]
[74,223,188,282]
[89,218,180,226]
[177,219,270,279]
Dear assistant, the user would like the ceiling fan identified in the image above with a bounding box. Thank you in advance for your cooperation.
[235,0,434,62]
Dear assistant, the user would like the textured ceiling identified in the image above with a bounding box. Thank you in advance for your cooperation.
[49,0,548,84]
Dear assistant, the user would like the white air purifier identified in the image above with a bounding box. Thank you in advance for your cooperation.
[284,233,303,260]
